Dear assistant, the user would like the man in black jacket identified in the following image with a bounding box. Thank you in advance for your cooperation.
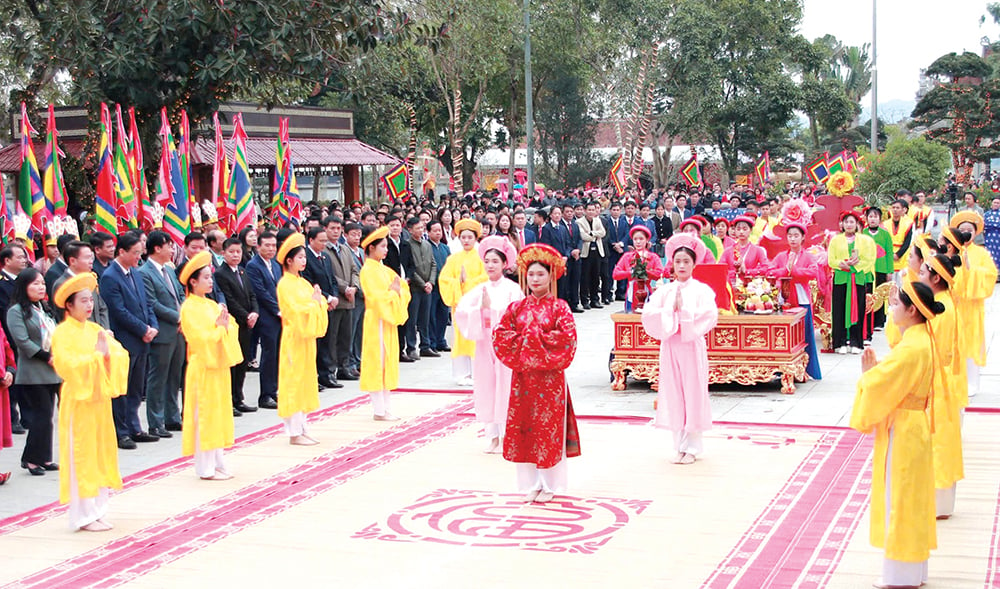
[302,227,344,389]
[214,237,261,413]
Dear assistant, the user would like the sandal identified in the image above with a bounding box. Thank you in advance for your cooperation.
[678,453,696,465]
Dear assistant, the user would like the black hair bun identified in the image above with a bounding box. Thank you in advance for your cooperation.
[930,300,946,314]
[949,253,963,268]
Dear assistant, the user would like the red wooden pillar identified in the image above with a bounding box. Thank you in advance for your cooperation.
[343,165,360,206]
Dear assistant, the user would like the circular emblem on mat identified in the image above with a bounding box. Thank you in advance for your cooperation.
[354,489,651,553]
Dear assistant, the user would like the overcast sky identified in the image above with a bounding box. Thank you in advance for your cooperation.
[799,0,1000,103]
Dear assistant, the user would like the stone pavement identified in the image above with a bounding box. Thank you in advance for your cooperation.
[0,286,997,520]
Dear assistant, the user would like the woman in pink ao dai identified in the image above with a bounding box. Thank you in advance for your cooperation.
[641,234,719,464]
[455,236,524,453]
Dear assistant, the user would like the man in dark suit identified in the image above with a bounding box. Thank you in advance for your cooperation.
[512,210,536,249]
[215,237,261,413]
[246,231,281,409]
[301,227,343,389]
[43,234,74,301]
[383,215,409,361]
[177,232,226,306]
[400,216,438,359]
[561,202,584,313]
[539,207,574,306]
[324,216,361,381]
[137,231,185,436]
[0,244,27,434]
[99,232,159,450]
[343,223,367,369]
[604,201,631,301]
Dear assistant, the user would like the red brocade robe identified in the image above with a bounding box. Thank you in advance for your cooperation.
[493,293,581,468]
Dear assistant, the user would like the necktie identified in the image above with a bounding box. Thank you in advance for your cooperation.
[266,259,275,282]
[161,266,180,309]
[126,270,138,294]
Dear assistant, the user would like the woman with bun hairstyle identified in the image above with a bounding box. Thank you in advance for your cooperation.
[851,280,943,589]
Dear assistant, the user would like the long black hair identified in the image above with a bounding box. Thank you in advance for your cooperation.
[12,267,48,319]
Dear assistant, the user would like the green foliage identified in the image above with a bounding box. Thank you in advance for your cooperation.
[912,51,1000,182]
[855,136,951,199]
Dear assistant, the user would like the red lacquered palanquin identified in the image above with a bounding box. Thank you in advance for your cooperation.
[609,308,809,394]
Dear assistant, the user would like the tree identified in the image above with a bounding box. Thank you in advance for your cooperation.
[3,0,416,138]
[855,134,951,199]
[535,71,599,184]
[911,51,1000,184]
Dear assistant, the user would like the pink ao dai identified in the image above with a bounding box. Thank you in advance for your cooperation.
[641,278,719,434]
[455,278,525,425]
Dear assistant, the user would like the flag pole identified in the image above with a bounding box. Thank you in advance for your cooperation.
[523,0,534,201]
[870,0,878,153]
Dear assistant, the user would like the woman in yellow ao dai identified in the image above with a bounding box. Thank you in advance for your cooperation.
[359,226,411,420]
[179,251,244,480]
[276,233,329,445]
[52,273,130,532]
[438,219,487,386]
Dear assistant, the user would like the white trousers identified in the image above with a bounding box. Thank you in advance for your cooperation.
[193,408,228,478]
[67,428,110,530]
[515,460,568,493]
[673,430,704,456]
[484,422,502,440]
[368,391,391,416]
[452,356,472,379]
[936,484,956,518]
[967,359,980,397]
[883,427,928,585]
[283,412,307,437]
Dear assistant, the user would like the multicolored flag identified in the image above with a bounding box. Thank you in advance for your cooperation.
[129,107,155,231]
[826,151,845,175]
[94,103,118,235]
[804,154,830,184]
[843,150,859,174]
[42,105,68,220]
[609,154,625,196]
[211,113,233,234]
[178,110,194,213]
[112,104,138,232]
[227,113,255,234]
[680,154,702,189]
[283,124,303,224]
[270,118,290,226]
[754,151,772,185]
[381,162,409,201]
[156,108,190,246]
[17,103,47,236]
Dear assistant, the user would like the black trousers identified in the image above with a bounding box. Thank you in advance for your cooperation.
[564,257,581,307]
[231,324,251,407]
[19,383,57,465]
[256,322,280,403]
[599,255,612,302]
[580,254,604,306]
[329,308,353,369]
[113,349,147,437]
[831,281,867,349]
[317,310,337,381]
[870,272,888,330]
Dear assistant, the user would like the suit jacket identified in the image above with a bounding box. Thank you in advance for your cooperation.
[6,303,61,385]
[137,262,185,343]
[539,222,570,257]
[385,237,403,276]
[302,247,340,300]
[246,254,282,329]
[564,219,583,253]
[326,242,359,310]
[514,227,536,248]
[621,216,641,248]
[577,216,606,258]
[346,246,365,301]
[44,259,68,300]
[52,269,111,328]
[605,215,630,251]
[214,263,259,329]
[99,260,158,353]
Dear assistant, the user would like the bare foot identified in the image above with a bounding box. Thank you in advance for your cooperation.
[290,435,319,446]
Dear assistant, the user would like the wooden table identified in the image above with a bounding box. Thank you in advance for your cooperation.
[609,308,809,394]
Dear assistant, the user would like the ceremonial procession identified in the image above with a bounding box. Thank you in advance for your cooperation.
[0,1,1000,588]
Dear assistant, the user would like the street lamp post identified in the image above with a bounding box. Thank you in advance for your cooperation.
[871,0,878,153]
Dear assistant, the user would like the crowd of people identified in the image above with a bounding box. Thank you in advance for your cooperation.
[0,176,995,589]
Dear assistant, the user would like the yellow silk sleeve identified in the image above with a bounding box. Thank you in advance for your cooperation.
[850,326,932,434]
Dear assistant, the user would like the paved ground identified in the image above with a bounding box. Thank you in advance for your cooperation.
[0,285,997,521]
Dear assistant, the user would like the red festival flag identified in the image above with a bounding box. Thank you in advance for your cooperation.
[128,107,155,231]
[18,103,48,236]
[805,154,830,184]
[227,113,255,234]
[42,105,68,219]
[381,162,409,201]
[212,113,233,234]
[755,151,772,185]
[94,103,118,235]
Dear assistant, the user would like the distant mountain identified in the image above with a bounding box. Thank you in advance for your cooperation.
[860,99,916,124]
